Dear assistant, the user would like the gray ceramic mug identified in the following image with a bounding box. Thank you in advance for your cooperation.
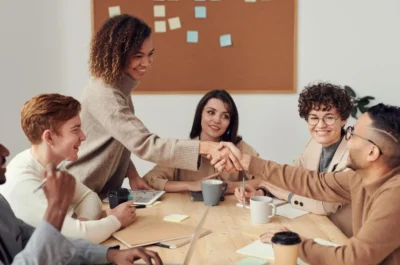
[201,179,228,206]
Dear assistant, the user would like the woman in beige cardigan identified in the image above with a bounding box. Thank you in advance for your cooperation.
[144,90,260,194]
[236,82,354,237]
[66,15,241,196]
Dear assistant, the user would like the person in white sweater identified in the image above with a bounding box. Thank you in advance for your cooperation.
[0,94,136,243]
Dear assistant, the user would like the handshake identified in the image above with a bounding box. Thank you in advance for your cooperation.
[200,141,251,173]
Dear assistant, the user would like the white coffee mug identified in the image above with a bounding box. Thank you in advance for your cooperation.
[250,196,276,224]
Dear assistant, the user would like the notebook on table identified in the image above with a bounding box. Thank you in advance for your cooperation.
[112,219,210,248]
[136,207,211,265]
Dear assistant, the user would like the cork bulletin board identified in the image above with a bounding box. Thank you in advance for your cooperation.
[92,0,297,94]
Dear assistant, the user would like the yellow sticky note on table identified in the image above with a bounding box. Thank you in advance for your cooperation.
[163,214,189,223]
[168,17,181,30]
[154,21,166,33]
[154,5,166,17]
[108,6,121,17]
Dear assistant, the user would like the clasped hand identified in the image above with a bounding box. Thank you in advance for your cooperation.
[205,142,244,173]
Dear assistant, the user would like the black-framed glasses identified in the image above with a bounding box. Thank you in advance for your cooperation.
[345,126,383,155]
[307,114,340,126]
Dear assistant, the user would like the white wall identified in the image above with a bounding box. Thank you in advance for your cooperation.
[1,0,400,177]
[0,0,63,157]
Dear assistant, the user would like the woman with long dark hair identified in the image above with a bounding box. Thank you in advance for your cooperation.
[144,89,260,194]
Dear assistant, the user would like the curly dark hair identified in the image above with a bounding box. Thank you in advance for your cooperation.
[298,82,354,120]
[89,14,152,85]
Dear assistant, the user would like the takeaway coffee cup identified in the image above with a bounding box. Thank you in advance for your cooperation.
[271,231,302,265]
[201,179,228,206]
[250,196,276,224]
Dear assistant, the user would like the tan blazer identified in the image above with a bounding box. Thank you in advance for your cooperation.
[290,136,353,237]
[143,140,259,190]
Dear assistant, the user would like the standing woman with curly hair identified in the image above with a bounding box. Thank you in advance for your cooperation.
[67,15,241,197]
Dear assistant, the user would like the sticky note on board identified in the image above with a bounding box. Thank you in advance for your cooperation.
[154,5,166,17]
[220,34,232,47]
[236,257,269,265]
[108,6,121,17]
[187,31,199,43]
[163,214,189,223]
[245,0,256,2]
[154,21,167,33]
[168,17,181,30]
[195,6,207,18]
[195,0,206,1]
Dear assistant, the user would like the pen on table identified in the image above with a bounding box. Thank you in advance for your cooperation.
[242,177,245,209]
[33,160,67,193]
[154,242,172,249]
[129,204,146,209]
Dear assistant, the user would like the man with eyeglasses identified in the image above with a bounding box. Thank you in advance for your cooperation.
[221,103,400,264]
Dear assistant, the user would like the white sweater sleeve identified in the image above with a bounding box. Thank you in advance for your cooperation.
[73,180,102,220]
[8,176,121,244]
[61,214,121,243]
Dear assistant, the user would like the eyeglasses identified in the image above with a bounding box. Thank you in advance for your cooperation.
[307,114,340,126]
[345,126,383,155]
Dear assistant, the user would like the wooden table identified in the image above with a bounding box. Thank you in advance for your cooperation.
[102,193,348,265]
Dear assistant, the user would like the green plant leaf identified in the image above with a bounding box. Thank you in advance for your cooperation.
[351,108,358,119]
[359,105,369,113]
[364,96,375,100]
[344,85,356,98]
[358,97,370,106]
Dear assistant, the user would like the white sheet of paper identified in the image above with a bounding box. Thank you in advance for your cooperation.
[237,240,274,260]
[244,0,256,2]
[108,6,121,17]
[154,5,166,17]
[168,17,181,30]
[313,238,341,247]
[154,21,166,33]
[276,204,308,219]
[236,240,308,265]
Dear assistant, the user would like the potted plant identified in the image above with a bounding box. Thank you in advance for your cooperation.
[344,85,375,119]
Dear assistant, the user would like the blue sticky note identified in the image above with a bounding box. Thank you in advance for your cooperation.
[195,6,206,18]
[187,31,198,43]
[220,34,232,47]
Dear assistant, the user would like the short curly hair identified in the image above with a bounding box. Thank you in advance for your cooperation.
[21,94,81,144]
[298,82,354,120]
[89,14,152,85]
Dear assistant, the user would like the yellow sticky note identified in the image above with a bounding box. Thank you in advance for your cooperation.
[154,21,166,33]
[163,214,189,223]
[168,17,181,30]
[154,5,166,17]
[108,6,121,17]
